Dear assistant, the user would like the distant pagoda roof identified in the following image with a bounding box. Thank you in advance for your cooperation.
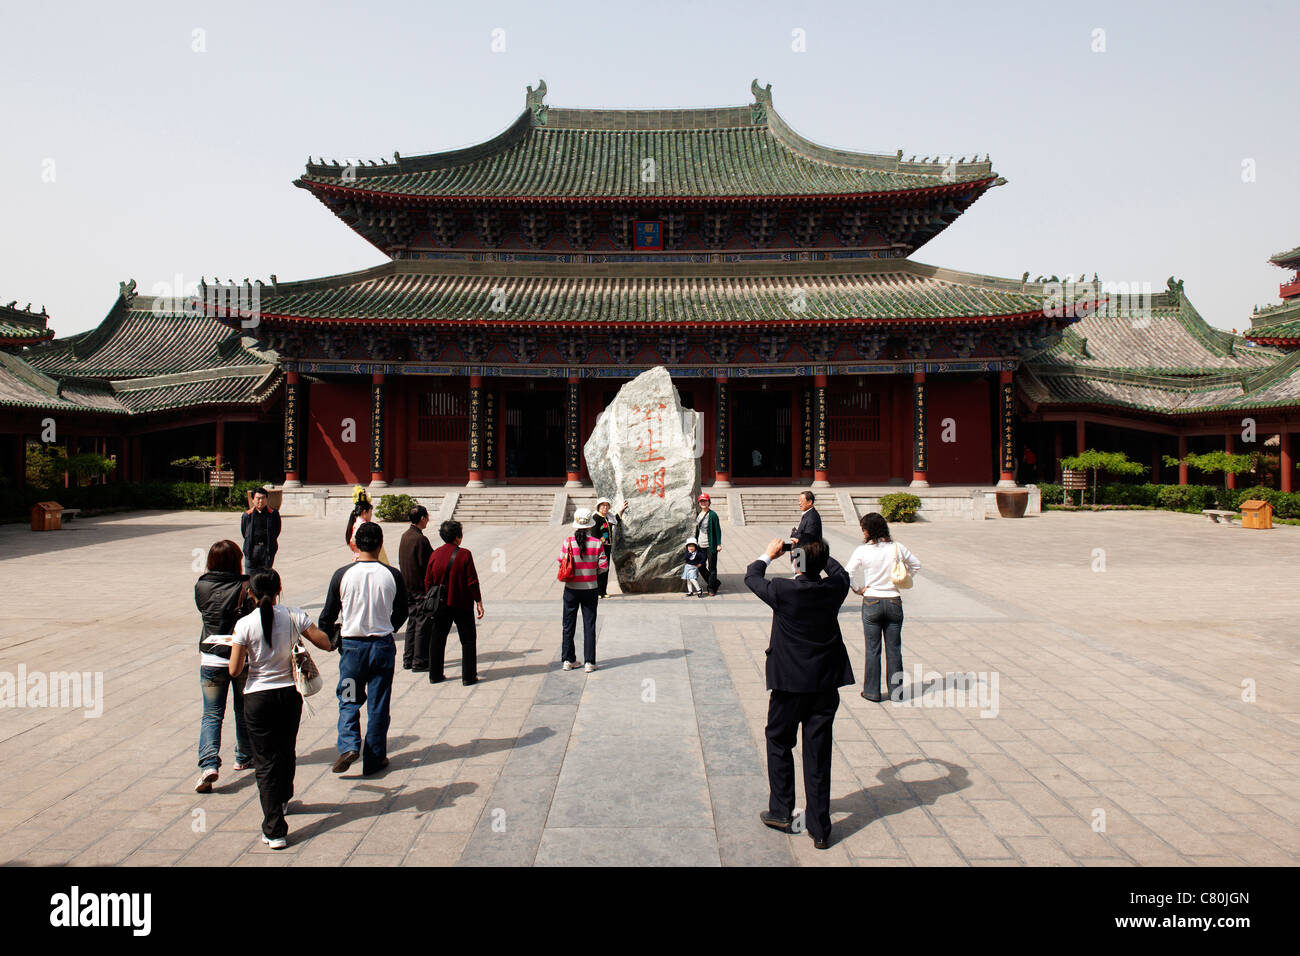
[1269,245,1300,269]
[0,299,54,346]
[226,258,1064,330]
[1245,297,1300,346]
[296,79,1003,203]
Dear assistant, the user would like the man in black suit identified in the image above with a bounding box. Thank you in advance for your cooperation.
[789,490,822,548]
[745,536,853,849]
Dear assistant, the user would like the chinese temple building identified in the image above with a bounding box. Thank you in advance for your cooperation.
[4,81,1299,496]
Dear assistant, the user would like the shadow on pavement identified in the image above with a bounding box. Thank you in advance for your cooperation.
[828,758,971,845]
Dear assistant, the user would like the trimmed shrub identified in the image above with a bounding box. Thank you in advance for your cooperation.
[1155,484,1217,512]
[1037,482,1063,504]
[879,492,922,523]
[375,493,419,523]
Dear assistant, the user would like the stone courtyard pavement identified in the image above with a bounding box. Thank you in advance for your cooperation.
[0,507,1297,867]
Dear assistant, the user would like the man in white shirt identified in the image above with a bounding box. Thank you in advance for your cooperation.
[844,512,921,702]
[319,521,408,775]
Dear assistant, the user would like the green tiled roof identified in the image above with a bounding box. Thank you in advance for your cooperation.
[297,82,1000,201]
[111,367,280,414]
[0,300,53,344]
[0,352,126,413]
[1247,298,1300,341]
[26,295,274,378]
[252,259,1051,326]
[1029,285,1278,374]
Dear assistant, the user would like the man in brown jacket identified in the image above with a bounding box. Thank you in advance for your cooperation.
[422,520,485,685]
[398,506,434,671]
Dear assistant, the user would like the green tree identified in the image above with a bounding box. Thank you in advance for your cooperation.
[26,444,66,489]
[1059,449,1147,505]
[1162,450,1256,489]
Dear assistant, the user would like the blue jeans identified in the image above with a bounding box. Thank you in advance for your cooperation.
[561,587,598,665]
[199,665,251,770]
[861,597,904,699]
[337,636,396,773]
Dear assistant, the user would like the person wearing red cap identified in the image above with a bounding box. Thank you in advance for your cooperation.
[695,493,723,597]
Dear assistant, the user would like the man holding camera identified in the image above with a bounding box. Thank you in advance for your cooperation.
[745,536,853,850]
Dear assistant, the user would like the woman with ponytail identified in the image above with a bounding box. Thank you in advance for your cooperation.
[229,570,333,849]
[346,494,391,565]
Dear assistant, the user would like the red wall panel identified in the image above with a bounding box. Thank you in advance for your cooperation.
[926,376,993,484]
[307,382,370,485]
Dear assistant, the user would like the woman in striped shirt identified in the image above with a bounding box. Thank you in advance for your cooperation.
[558,508,609,673]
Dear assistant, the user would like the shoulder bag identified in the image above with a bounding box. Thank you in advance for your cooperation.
[890,542,914,590]
[423,546,460,615]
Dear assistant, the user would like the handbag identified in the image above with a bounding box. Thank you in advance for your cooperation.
[291,638,322,698]
[557,540,576,583]
[422,546,459,615]
[891,542,914,590]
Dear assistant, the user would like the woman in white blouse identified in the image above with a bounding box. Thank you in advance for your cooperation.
[844,513,922,702]
[229,570,333,849]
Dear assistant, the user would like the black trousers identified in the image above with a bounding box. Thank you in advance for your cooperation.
[429,605,477,684]
[404,595,433,669]
[243,686,303,840]
[705,549,720,594]
[596,543,612,596]
[765,688,840,842]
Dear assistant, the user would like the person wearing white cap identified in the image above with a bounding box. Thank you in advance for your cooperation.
[591,497,628,599]
[682,536,706,597]
[695,493,723,596]
[557,507,608,672]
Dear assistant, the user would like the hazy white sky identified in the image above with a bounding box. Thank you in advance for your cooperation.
[1,0,1294,336]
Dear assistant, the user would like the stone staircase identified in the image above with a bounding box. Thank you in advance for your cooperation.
[451,490,557,525]
[739,492,844,527]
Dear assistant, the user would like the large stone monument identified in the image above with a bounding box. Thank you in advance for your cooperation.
[583,366,702,593]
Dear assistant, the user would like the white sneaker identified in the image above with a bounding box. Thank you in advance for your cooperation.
[584,662,597,673]
[194,769,218,793]
[261,834,288,850]
[562,661,578,671]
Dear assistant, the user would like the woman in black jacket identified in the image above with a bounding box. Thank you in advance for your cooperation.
[194,540,253,793]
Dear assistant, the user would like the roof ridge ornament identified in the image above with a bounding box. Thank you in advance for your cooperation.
[118,278,137,304]
[750,79,772,124]
[527,78,548,126]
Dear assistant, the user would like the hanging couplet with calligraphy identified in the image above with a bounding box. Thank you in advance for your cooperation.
[467,384,482,472]
[1000,380,1017,474]
[283,380,300,474]
[814,384,828,472]
[715,381,729,473]
[370,381,386,473]
[566,381,581,473]
[912,379,928,473]
[801,388,813,471]
[483,389,496,471]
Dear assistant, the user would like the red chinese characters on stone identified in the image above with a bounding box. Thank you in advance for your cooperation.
[629,402,668,498]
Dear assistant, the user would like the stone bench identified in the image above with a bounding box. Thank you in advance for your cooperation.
[1202,509,1236,524]
[61,509,82,521]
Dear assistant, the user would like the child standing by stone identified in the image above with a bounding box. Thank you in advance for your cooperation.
[682,537,706,597]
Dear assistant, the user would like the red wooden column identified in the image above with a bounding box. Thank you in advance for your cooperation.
[1282,426,1294,494]
[910,370,929,487]
[466,373,484,488]
[997,369,1016,487]
[1224,431,1236,491]
[1075,418,1086,455]
[369,372,388,488]
[713,374,731,488]
[1151,444,1161,484]
[812,372,829,487]
[214,418,225,471]
[1177,434,1188,486]
[564,373,582,487]
[283,371,302,487]
[1053,428,1063,483]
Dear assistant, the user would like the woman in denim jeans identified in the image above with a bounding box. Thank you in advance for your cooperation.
[194,540,254,792]
[844,513,921,702]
